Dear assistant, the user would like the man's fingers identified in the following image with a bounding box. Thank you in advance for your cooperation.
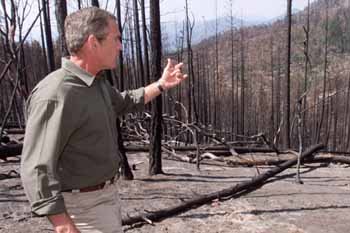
[174,62,184,69]
[175,73,187,80]
[165,58,173,70]
[180,74,188,80]
[170,69,181,76]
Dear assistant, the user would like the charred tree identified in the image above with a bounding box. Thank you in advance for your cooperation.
[239,20,245,135]
[55,0,69,57]
[302,0,310,146]
[315,0,329,145]
[213,0,219,129]
[116,0,124,89]
[133,0,145,86]
[283,0,292,148]
[140,0,150,84]
[230,0,236,140]
[149,0,163,175]
[115,0,134,180]
[183,0,197,145]
[346,75,350,150]
[91,0,99,7]
[270,32,275,138]
[77,0,81,9]
[41,0,55,72]
[37,0,48,75]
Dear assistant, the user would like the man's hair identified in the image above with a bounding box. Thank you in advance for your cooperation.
[64,7,116,55]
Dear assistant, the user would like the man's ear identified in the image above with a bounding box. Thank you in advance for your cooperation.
[86,34,99,50]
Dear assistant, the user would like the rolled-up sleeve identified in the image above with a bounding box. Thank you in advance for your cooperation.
[20,98,75,216]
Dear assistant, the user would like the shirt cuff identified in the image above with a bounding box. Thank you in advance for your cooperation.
[31,194,66,216]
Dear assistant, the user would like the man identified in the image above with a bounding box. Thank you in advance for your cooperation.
[20,7,187,233]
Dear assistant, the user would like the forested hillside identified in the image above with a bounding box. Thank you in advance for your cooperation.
[172,0,350,151]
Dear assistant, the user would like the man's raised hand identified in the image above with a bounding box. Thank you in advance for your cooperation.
[159,58,188,90]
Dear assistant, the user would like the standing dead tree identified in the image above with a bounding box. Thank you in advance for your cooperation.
[0,3,43,141]
[148,0,163,175]
[315,0,329,145]
[283,0,292,149]
[41,0,55,72]
[302,0,311,147]
[55,0,69,57]
[184,0,198,124]
[140,0,150,85]
[132,0,145,86]
[114,0,134,180]
[239,19,245,136]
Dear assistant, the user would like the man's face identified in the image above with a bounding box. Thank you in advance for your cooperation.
[96,19,122,70]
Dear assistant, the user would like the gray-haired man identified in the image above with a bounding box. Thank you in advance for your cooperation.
[21,7,187,233]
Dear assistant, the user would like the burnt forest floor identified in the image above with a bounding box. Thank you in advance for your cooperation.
[1,152,350,233]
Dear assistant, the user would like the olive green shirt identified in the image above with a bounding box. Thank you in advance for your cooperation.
[20,58,145,216]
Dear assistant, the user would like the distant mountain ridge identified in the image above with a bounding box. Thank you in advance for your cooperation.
[161,7,305,50]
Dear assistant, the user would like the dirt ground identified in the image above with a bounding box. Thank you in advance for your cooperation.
[1,152,350,233]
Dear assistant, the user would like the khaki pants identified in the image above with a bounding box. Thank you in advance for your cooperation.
[62,182,122,233]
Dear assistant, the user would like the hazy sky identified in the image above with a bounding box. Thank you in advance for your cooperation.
[160,0,316,22]
[20,0,316,41]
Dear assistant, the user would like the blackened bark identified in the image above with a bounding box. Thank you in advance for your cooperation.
[55,0,69,57]
[315,0,329,145]
[140,0,150,84]
[116,0,124,89]
[38,0,48,75]
[133,0,145,86]
[41,0,55,72]
[91,0,99,7]
[149,0,163,175]
[77,0,81,9]
[117,119,134,180]
[283,0,292,148]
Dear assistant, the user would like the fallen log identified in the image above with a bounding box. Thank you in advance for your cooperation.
[165,152,350,167]
[125,145,275,154]
[1,136,10,143]
[226,156,350,166]
[0,170,20,180]
[0,144,23,160]
[310,156,350,165]
[0,143,276,157]
[4,129,25,134]
[2,143,348,166]
[122,143,324,226]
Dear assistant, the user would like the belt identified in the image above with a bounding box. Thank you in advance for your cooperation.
[63,177,115,193]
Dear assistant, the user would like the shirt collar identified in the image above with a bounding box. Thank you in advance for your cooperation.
[61,57,96,87]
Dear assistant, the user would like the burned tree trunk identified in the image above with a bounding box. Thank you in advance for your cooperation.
[133,0,145,86]
[140,0,150,84]
[315,0,329,145]
[38,0,48,75]
[149,0,163,175]
[41,0,55,72]
[0,144,23,161]
[283,0,292,148]
[55,0,69,57]
[239,21,245,135]
[302,0,311,146]
[116,0,124,89]
[117,120,134,180]
[77,0,81,9]
[91,0,99,7]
